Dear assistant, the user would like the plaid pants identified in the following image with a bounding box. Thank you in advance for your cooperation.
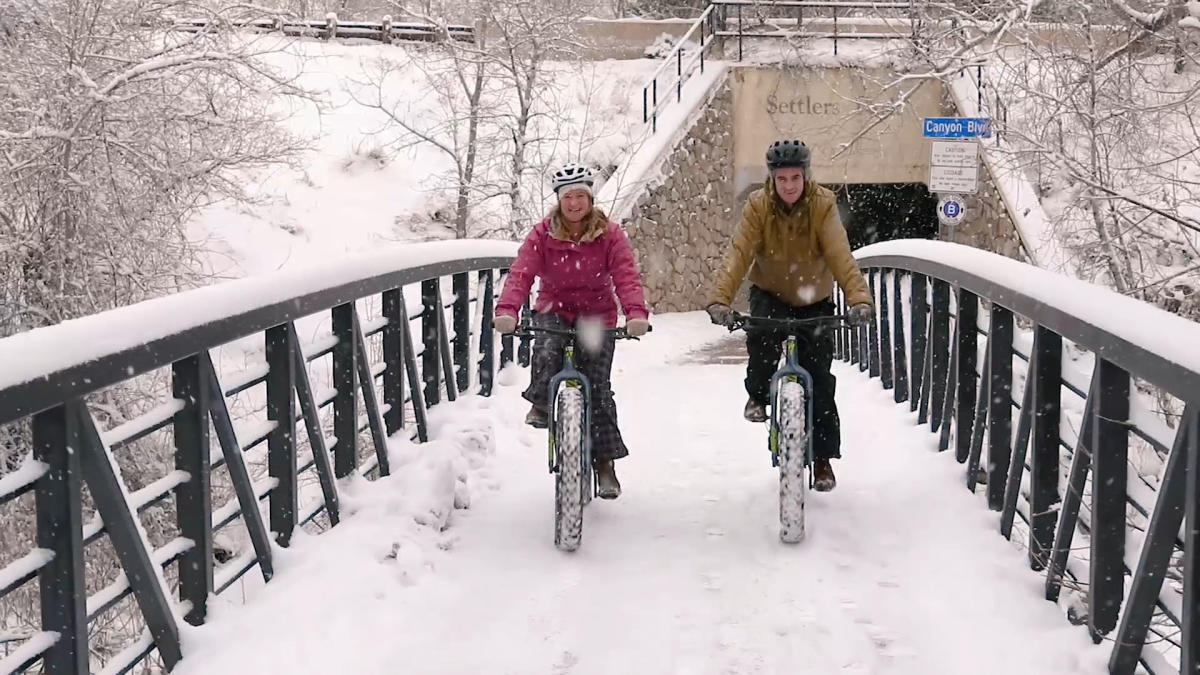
[522,313,629,462]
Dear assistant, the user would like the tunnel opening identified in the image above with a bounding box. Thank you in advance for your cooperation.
[826,183,939,250]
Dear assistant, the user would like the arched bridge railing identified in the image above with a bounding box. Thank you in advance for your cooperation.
[0,240,519,673]
[836,239,1199,675]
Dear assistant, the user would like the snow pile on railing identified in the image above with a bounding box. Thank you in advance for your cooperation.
[0,239,518,392]
[855,239,1200,379]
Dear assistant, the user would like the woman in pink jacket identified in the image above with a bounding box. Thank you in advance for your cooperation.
[493,162,650,499]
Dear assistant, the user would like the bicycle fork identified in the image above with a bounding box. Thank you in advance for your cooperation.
[547,346,595,491]
[767,336,817,476]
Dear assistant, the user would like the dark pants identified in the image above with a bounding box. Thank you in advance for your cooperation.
[522,313,629,462]
[745,286,841,460]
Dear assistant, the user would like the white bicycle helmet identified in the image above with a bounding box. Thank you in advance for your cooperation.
[550,162,595,196]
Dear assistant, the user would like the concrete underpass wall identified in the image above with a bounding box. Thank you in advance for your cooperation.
[953,177,1024,260]
[621,81,737,313]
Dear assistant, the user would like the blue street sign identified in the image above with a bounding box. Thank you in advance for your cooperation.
[923,117,991,139]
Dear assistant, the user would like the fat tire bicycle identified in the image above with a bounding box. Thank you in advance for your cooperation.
[724,311,850,544]
[512,320,650,552]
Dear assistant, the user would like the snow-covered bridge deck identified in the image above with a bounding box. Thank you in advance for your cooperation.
[174,314,1106,675]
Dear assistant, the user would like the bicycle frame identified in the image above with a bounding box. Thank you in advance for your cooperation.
[727,313,849,471]
[513,320,647,492]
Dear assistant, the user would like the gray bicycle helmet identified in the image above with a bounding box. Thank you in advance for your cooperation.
[765,140,810,171]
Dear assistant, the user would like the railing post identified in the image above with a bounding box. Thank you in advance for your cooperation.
[892,272,908,403]
[929,279,951,431]
[1089,357,1130,642]
[737,3,743,61]
[910,274,928,413]
[955,290,978,463]
[986,305,1013,511]
[33,405,88,673]
[332,303,358,477]
[479,270,496,396]
[676,47,682,101]
[848,290,860,365]
[173,355,212,625]
[266,323,298,546]
[1109,406,1193,675]
[74,403,182,669]
[1046,370,1099,602]
[285,332,338,529]
[868,269,881,378]
[838,289,849,362]
[437,286,459,402]
[652,78,658,133]
[833,4,839,55]
[1001,341,1036,537]
[452,272,471,393]
[499,270,515,368]
[1028,326,1061,570]
[204,353,276,575]
[422,279,441,405]
[397,292,430,443]
[966,345,991,492]
[879,270,894,390]
[1183,407,1200,675]
[353,310,392,477]
[382,289,405,435]
[937,323,959,453]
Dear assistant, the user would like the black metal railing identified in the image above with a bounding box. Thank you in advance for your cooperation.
[839,239,1199,675]
[0,241,522,673]
[640,0,920,132]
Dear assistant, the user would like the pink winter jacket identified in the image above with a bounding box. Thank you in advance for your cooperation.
[496,211,649,328]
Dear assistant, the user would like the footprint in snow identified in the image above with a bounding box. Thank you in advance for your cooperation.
[552,650,579,674]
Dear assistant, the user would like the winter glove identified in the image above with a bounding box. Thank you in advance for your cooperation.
[626,318,650,337]
[493,314,518,334]
[706,303,733,326]
[848,303,873,328]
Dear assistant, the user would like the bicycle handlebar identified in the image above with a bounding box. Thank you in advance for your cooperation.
[725,311,851,332]
[511,322,652,341]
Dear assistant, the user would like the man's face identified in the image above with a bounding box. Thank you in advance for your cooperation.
[773,167,806,205]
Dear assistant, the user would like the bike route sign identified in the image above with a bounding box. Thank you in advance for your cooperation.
[937,194,967,226]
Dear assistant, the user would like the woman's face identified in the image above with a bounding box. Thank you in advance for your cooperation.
[559,188,592,224]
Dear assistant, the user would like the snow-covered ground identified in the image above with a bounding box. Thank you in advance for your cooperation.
[192,37,662,279]
[174,312,1108,675]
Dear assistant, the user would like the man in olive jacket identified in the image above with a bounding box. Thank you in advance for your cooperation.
[706,140,874,491]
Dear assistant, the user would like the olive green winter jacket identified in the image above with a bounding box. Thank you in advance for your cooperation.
[709,178,872,309]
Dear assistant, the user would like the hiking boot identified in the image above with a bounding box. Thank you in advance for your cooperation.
[525,405,548,429]
[595,460,621,500]
[743,398,768,423]
[813,459,837,492]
